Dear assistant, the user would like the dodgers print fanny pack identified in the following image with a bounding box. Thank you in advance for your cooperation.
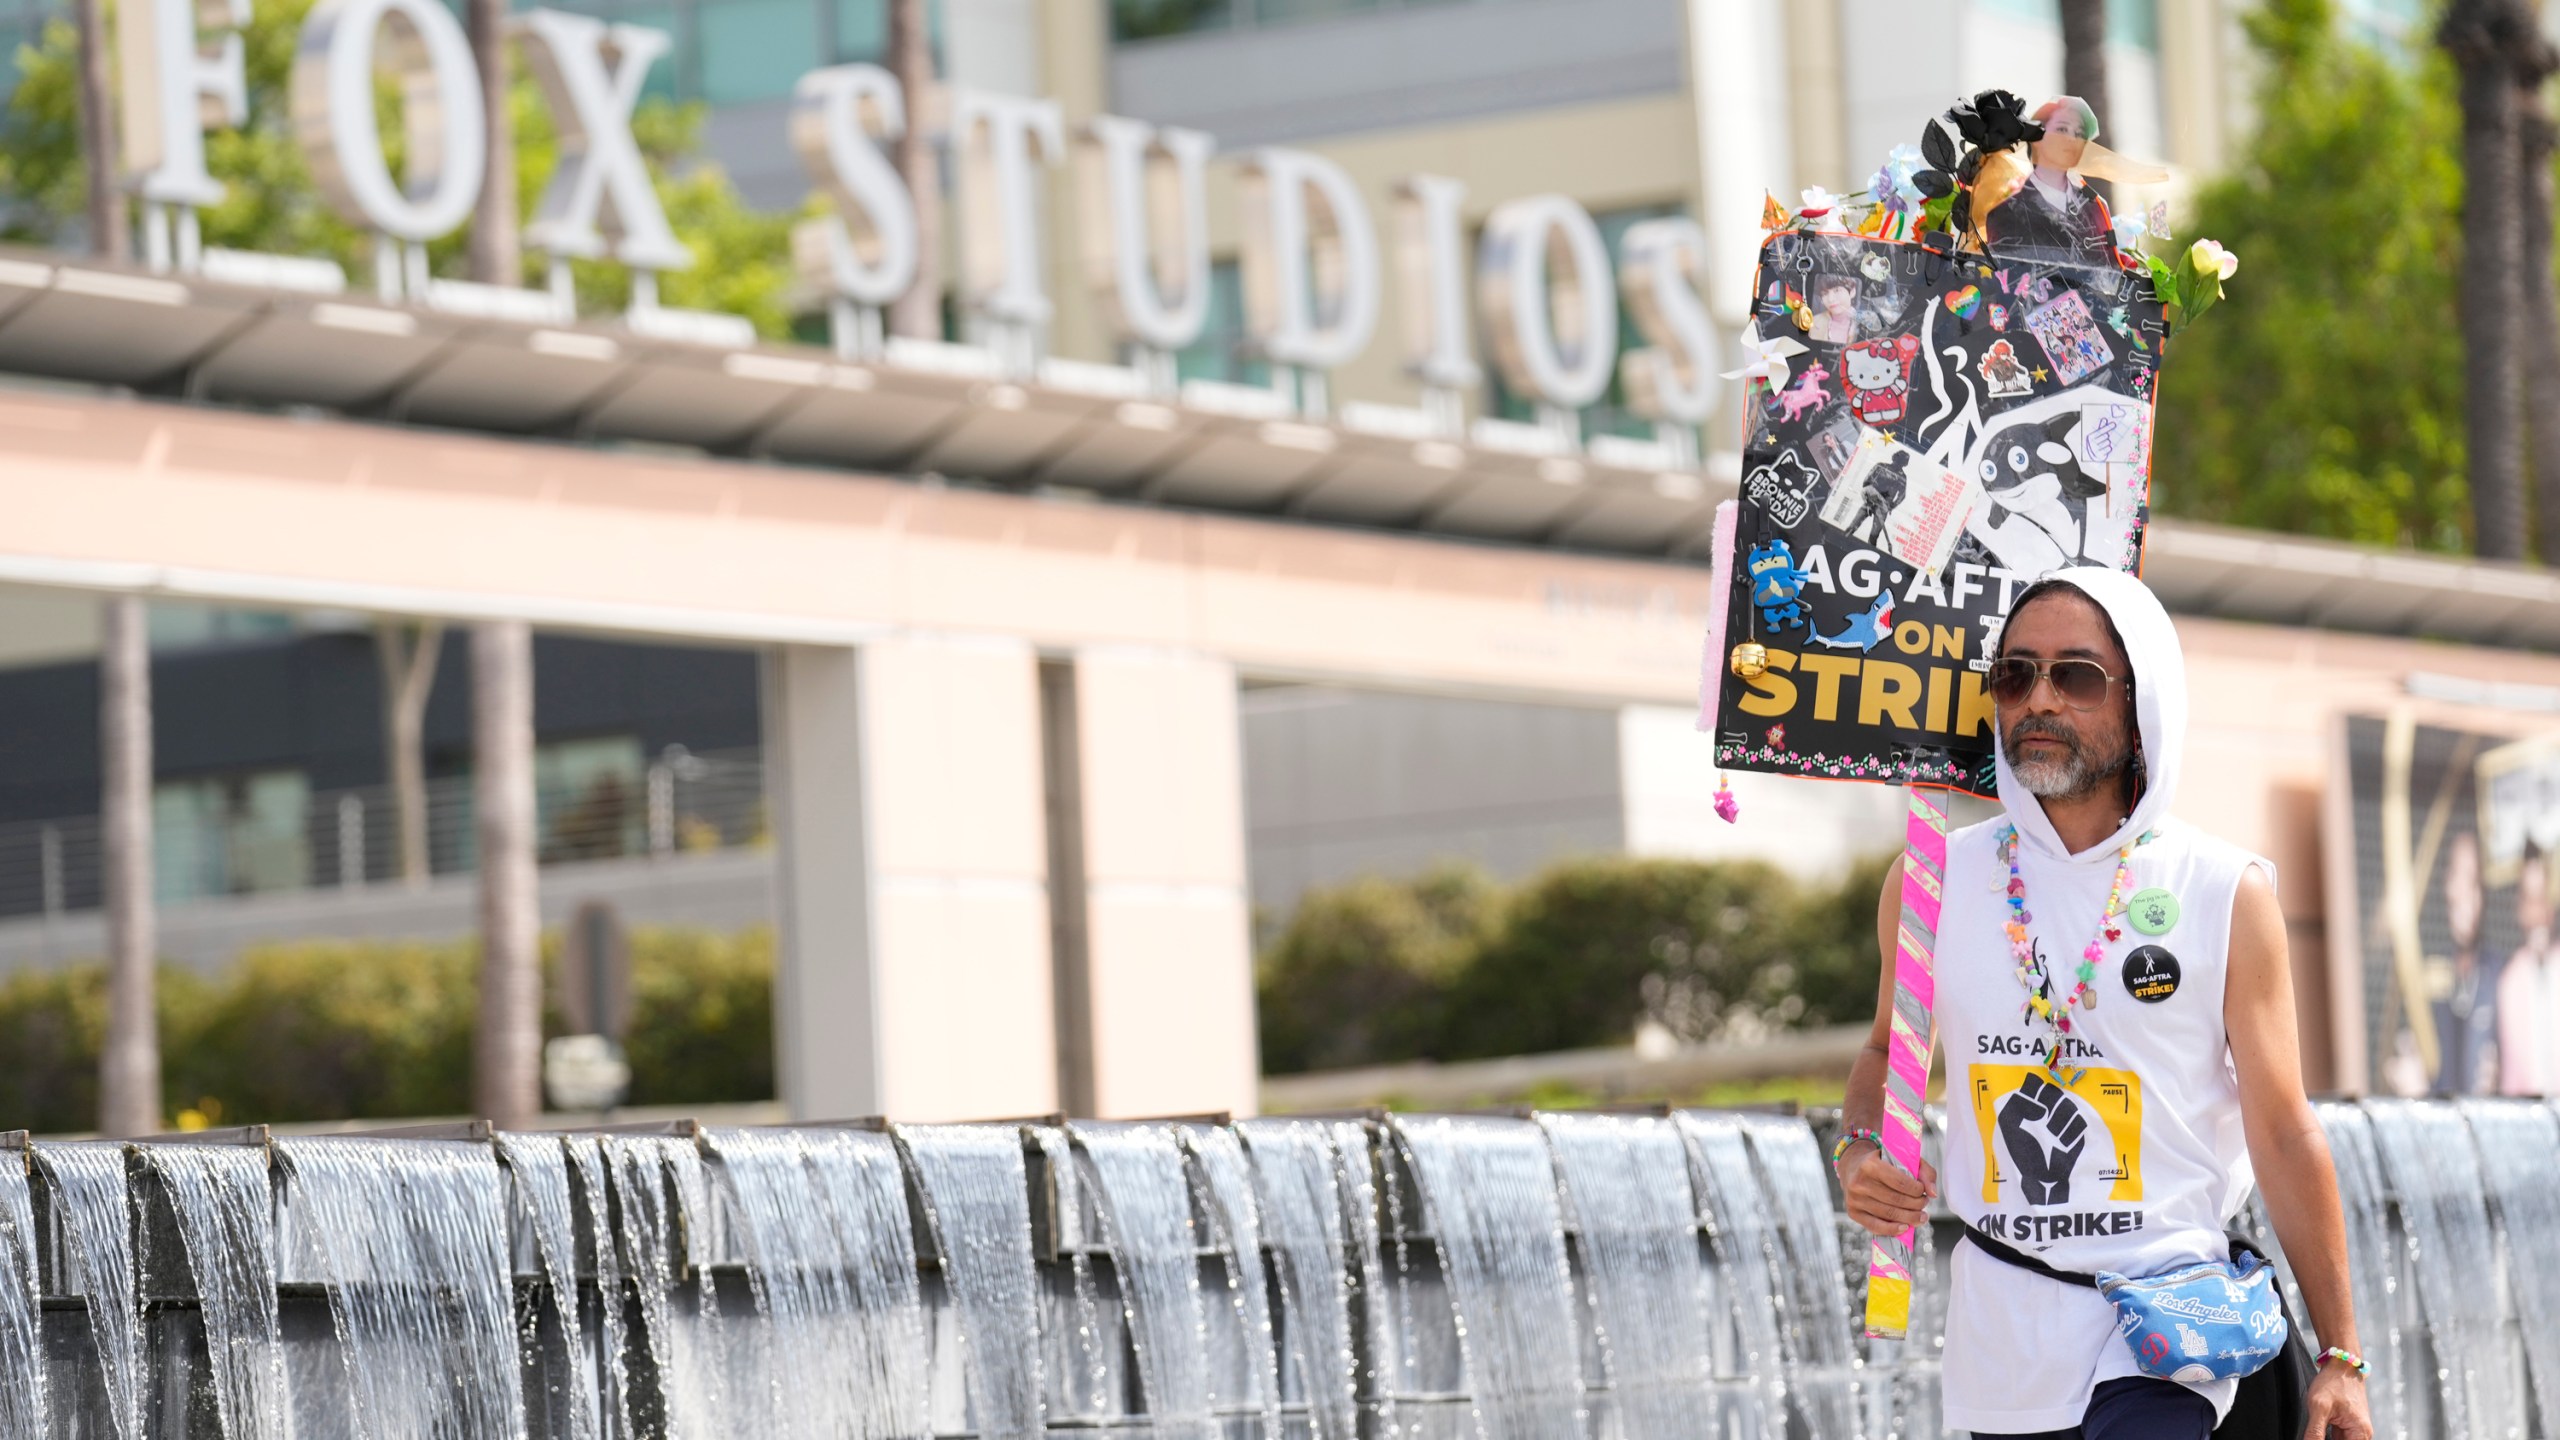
[1962,1220,2288,1383]
[2096,1250,2288,1383]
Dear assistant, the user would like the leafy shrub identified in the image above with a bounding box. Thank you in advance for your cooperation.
[1256,853,1895,1073]
[0,926,776,1131]
[1255,864,1501,1074]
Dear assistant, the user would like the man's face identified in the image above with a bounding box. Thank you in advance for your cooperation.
[1996,589,2136,802]
[1821,283,1856,317]
[2032,108,2088,172]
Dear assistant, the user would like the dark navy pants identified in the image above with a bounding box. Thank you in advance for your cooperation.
[1975,1376,2219,1440]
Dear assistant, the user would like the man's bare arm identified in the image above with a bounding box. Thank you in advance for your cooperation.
[1841,854,1935,1235]
[2226,867,2371,1440]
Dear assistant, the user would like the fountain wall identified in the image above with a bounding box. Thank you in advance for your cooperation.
[0,1098,2547,1439]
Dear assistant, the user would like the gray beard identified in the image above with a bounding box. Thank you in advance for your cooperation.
[2005,721,2133,802]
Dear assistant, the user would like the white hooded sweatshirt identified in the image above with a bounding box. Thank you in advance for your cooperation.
[1935,567,2269,1432]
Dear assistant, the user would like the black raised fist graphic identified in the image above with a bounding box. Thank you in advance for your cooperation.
[1997,1072,2088,1206]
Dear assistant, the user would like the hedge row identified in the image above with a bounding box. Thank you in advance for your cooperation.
[1257,852,1893,1074]
[0,927,775,1133]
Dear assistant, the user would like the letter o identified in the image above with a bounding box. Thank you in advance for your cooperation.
[293,0,487,243]
[1893,620,1931,654]
[1477,195,1618,411]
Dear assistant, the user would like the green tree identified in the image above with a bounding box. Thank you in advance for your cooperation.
[2150,0,2469,550]
[0,0,805,338]
[1255,863,1500,1074]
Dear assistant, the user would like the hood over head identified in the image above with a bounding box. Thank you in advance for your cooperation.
[1992,566,2185,863]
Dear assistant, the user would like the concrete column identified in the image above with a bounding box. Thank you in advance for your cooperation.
[97,595,159,1137]
[471,619,542,1128]
[1067,648,1256,1119]
[765,634,1056,1122]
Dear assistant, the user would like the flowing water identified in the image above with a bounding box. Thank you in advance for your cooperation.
[1674,1111,1788,1435]
[1389,1115,1585,1440]
[1032,1126,1121,1423]
[1237,1119,1363,1440]
[1180,1124,1283,1435]
[35,1142,145,1440]
[1743,1114,1866,1440]
[145,1144,287,1440]
[1070,1123,1216,1440]
[496,1135,601,1440]
[706,1127,929,1439]
[603,1134,728,1438]
[1537,1113,1714,1440]
[895,1123,1045,1440]
[2368,1098,2525,1440]
[563,1136,636,1439]
[2461,1101,2560,1436]
[2318,1101,2410,1438]
[0,1151,41,1438]
[274,1137,522,1440]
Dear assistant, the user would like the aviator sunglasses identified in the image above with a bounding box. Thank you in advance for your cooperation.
[1987,656,2126,710]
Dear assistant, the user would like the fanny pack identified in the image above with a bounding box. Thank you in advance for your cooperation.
[1960,1220,2288,1383]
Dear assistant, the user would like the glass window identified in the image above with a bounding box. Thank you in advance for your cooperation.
[1481,203,1681,443]
[693,0,818,105]
[537,735,647,863]
[1171,259,1271,389]
[1111,0,1236,42]
[154,770,312,902]
[1250,0,1378,25]
[145,601,297,651]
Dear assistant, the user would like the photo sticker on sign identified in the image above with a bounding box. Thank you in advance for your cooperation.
[1819,429,1984,578]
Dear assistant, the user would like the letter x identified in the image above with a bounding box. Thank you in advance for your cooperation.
[517,8,691,272]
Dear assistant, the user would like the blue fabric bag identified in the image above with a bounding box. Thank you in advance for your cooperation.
[1962,1219,2288,1384]
[2096,1250,2288,1383]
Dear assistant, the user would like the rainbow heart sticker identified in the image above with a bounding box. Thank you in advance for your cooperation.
[1947,285,1983,319]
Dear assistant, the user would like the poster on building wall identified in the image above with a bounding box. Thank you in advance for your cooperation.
[1711,231,2167,796]
[2336,713,2560,1098]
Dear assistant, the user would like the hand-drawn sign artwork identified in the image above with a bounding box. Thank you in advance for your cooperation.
[1716,230,2164,795]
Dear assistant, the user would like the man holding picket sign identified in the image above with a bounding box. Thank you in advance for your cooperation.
[1705,89,2366,1440]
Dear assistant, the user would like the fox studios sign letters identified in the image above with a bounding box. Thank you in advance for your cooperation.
[109,0,1724,428]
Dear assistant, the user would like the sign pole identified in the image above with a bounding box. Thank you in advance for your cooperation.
[1865,784,1946,1339]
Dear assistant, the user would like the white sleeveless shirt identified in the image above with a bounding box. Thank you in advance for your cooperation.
[1936,814,2270,1432]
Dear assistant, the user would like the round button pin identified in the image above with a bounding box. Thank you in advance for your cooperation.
[2123,945,2181,1003]
[2128,887,2179,936]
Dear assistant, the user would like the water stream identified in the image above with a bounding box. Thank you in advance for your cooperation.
[1389,1114,1585,1440]
[1538,1112,1713,1440]
[1674,1111,1789,1435]
[36,1141,145,1440]
[563,1135,636,1439]
[496,1134,601,1440]
[1070,1123,1215,1440]
[274,1136,523,1440]
[144,1144,286,1440]
[2369,1098,2525,1440]
[1179,1124,1282,1435]
[895,1123,1045,1440]
[0,1150,41,1438]
[707,1126,929,1439]
[1237,1119,1363,1440]
[1743,1113,1866,1440]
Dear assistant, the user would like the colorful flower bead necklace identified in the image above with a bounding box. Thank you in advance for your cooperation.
[1999,822,2151,1085]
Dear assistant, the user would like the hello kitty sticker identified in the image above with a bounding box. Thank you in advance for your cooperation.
[1841,335,1921,427]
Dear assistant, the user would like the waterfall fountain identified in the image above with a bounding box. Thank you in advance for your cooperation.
[0,1097,2549,1438]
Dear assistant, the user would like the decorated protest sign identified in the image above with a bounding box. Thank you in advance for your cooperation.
[1711,229,2167,800]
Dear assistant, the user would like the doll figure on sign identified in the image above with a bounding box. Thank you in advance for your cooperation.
[1975,96,2169,269]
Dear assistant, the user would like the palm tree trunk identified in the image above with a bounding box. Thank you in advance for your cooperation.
[97,596,158,1137]
[375,620,444,888]
[2058,0,2112,209]
[2516,46,2560,562]
[71,0,124,260]
[2445,0,2532,560]
[886,0,940,340]
[471,620,541,1127]
[466,0,519,287]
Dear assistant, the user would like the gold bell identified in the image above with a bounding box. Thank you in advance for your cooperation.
[1730,642,1769,679]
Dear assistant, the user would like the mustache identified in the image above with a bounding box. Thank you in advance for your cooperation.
[2006,715,2080,751]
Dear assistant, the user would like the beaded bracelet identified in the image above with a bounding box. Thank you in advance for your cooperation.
[2316,1346,2370,1377]
[1830,1128,1885,1168]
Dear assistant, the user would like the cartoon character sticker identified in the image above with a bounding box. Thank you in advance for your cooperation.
[1743,447,1820,528]
[1748,538,1813,631]
[1841,335,1920,427]
[1771,361,1834,423]
[2025,289,2115,387]
[1978,339,2035,399]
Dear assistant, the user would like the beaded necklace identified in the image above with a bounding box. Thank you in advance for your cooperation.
[1999,822,2151,1084]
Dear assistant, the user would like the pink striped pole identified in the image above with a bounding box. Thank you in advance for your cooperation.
[1866,785,1947,1338]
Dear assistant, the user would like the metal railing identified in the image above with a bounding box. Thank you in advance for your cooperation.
[0,747,766,921]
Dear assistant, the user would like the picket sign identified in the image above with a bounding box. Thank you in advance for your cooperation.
[1865,785,1947,1337]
